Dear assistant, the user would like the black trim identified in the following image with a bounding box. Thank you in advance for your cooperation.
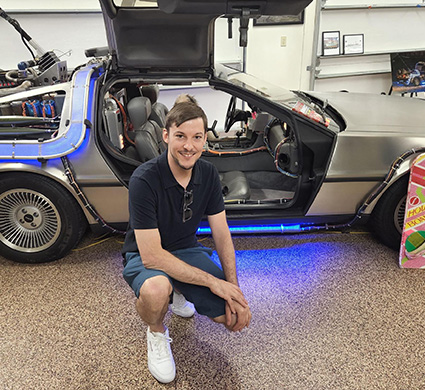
[199,213,369,227]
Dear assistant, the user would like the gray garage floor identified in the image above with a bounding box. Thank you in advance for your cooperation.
[1,228,425,390]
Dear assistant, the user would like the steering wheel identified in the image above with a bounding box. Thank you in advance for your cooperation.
[224,96,237,133]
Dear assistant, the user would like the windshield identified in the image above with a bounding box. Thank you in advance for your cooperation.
[215,64,341,133]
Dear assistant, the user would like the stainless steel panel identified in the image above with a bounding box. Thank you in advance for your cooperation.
[82,186,129,222]
[306,181,380,216]
[327,133,425,180]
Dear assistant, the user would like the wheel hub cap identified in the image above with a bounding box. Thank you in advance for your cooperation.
[18,206,42,229]
[0,189,61,252]
[394,194,406,235]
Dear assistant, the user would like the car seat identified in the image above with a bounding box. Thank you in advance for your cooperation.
[127,96,164,162]
[140,85,169,129]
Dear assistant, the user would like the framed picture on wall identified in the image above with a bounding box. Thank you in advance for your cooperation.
[322,31,340,56]
[253,11,304,26]
[391,51,425,94]
[343,34,364,55]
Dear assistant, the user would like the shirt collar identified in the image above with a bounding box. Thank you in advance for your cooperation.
[158,150,202,189]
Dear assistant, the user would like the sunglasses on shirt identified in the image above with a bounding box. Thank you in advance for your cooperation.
[183,189,193,223]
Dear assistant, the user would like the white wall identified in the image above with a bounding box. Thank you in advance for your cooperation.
[2,1,425,96]
[245,1,317,91]
[315,0,425,94]
[244,0,425,94]
[0,12,107,70]
[1,0,100,11]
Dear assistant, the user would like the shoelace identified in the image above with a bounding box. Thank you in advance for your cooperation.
[150,333,173,361]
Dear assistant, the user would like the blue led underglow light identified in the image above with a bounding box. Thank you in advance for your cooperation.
[197,224,302,235]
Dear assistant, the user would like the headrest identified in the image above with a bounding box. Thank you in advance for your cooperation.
[141,85,159,105]
[127,97,152,129]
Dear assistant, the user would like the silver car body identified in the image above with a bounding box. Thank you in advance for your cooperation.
[0,0,424,262]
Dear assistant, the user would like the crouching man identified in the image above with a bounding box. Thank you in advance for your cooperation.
[122,101,251,383]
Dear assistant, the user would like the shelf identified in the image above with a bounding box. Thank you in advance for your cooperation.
[323,3,425,10]
[316,69,391,79]
[319,51,389,59]
[318,48,425,59]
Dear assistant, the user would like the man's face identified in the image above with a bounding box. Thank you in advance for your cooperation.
[163,117,207,172]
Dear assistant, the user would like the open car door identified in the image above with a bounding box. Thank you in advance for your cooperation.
[99,0,313,71]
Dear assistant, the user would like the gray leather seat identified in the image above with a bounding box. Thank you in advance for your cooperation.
[141,85,169,129]
[127,96,164,162]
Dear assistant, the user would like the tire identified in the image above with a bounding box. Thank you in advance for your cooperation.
[0,173,87,263]
[370,176,407,250]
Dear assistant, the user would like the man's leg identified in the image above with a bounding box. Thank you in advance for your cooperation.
[136,275,172,332]
[172,246,233,327]
[123,254,176,383]
[170,247,250,332]
[136,275,176,384]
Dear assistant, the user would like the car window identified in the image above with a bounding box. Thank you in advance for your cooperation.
[216,65,342,133]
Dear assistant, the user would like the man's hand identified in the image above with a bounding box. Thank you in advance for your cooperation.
[209,278,248,315]
[225,300,251,332]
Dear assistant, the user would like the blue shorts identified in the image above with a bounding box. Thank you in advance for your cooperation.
[123,245,226,318]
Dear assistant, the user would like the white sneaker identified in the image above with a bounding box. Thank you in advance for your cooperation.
[171,291,196,318]
[147,326,176,383]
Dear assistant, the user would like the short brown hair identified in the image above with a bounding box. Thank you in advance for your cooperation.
[174,93,198,105]
[165,102,208,133]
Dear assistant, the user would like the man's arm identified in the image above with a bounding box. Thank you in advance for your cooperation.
[207,210,238,285]
[208,211,251,330]
[135,229,247,313]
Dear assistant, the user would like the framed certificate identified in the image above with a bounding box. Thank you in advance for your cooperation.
[343,34,364,55]
[322,31,340,56]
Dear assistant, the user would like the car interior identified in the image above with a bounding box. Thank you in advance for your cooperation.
[97,78,335,214]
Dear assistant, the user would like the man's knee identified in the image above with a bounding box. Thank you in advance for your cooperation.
[138,275,172,306]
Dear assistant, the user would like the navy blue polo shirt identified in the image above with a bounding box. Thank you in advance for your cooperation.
[122,151,225,255]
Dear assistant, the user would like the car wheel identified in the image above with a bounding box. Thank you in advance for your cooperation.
[370,176,407,250]
[0,173,87,263]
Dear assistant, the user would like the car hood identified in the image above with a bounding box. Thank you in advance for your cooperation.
[307,91,425,134]
[99,0,312,72]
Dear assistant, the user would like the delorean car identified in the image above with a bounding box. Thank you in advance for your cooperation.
[0,0,424,263]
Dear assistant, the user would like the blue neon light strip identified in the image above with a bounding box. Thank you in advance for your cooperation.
[197,224,302,235]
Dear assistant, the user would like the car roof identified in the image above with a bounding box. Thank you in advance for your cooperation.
[99,0,312,72]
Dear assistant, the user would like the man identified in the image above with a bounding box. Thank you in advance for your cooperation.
[122,101,251,383]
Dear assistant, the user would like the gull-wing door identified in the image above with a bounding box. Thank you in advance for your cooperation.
[99,0,313,72]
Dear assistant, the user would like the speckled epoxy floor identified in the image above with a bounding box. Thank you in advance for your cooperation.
[1,229,425,390]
